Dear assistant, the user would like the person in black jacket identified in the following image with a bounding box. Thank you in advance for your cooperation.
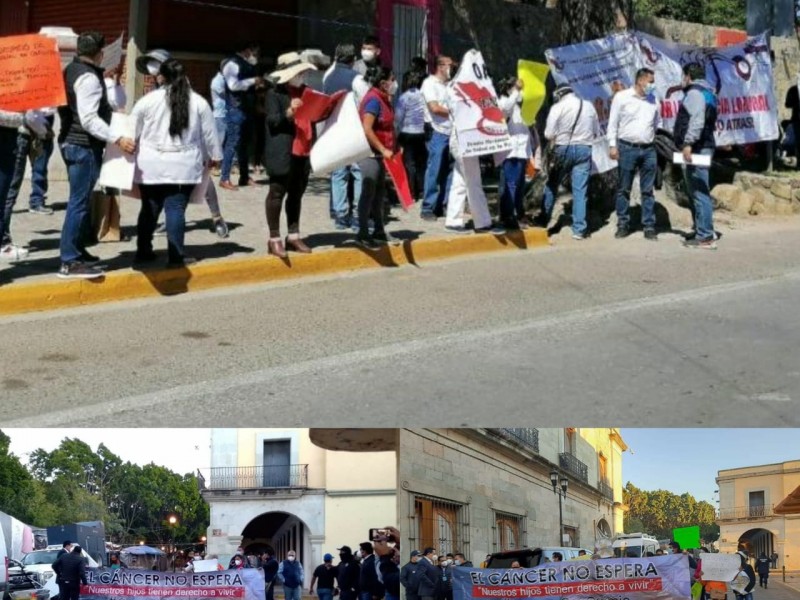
[733,552,756,600]
[400,551,423,600]
[359,542,385,600]
[261,548,280,600]
[337,546,361,600]
[417,548,439,600]
[52,545,87,600]
[372,528,400,600]
[263,52,317,258]
[755,553,770,589]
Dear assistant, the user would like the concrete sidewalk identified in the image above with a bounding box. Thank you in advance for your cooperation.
[0,173,548,314]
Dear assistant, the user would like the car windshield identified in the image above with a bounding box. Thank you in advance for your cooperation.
[22,550,60,565]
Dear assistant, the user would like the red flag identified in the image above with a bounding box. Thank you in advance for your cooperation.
[384,151,414,211]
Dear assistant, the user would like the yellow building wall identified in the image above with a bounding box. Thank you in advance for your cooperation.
[323,494,397,558]
[325,450,397,491]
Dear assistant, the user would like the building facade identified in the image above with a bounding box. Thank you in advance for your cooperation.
[716,460,800,570]
[200,429,396,586]
[398,429,627,566]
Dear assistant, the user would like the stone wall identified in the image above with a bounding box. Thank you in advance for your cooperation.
[637,16,800,121]
[711,172,800,216]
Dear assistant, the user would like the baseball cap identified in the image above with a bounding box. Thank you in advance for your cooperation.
[324,553,334,562]
[337,546,352,554]
[410,550,421,558]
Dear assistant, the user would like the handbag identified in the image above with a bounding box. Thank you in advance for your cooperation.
[545,96,583,175]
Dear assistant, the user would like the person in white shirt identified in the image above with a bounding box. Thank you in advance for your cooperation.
[130,59,221,267]
[210,66,227,148]
[539,84,600,240]
[420,56,456,219]
[395,71,428,200]
[607,67,661,240]
[497,77,533,229]
[57,31,136,280]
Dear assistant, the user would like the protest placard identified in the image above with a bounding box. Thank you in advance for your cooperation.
[451,50,512,158]
[672,526,701,551]
[100,32,125,72]
[0,34,67,112]
[192,559,221,573]
[82,568,264,600]
[310,92,372,173]
[295,88,347,123]
[97,113,136,191]
[518,60,550,126]
[698,553,741,583]
[452,555,692,600]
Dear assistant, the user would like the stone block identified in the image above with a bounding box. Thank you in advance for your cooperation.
[734,191,754,217]
[423,439,444,458]
[749,201,765,216]
[711,184,741,211]
[771,181,793,201]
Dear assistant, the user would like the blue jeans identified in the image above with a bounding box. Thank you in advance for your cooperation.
[385,594,399,600]
[318,589,334,600]
[616,142,657,230]
[137,184,195,263]
[59,143,102,264]
[221,107,252,184]
[500,157,527,221]
[543,145,592,235]
[359,592,372,600]
[330,164,363,221]
[0,128,18,247]
[3,133,53,245]
[422,130,453,215]
[283,587,302,600]
[215,117,227,149]
[682,148,714,241]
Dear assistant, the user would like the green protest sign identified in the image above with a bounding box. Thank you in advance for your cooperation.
[673,526,701,550]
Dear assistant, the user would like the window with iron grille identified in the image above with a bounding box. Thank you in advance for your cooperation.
[493,511,526,552]
[563,526,579,548]
[411,493,469,556]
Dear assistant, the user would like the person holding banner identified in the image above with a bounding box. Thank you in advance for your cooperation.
[540,84,600,240]
[263,52,317,258]
[130,58,221,267]
[356,66,398,249]
[607,68,661,241]
[57,31,136,280]
[673,63,719,250]
[420,56,456,220]
[497,77,533,229]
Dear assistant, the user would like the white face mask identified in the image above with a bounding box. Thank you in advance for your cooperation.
[288,556,296,562]
[362,49,376,63]
[387,81,398,96]
[645,82,656,95]
[246,55,258,66]
[146,61,160,76]
[288,74,304,88]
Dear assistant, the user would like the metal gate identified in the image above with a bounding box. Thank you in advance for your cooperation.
[392,3,428,81]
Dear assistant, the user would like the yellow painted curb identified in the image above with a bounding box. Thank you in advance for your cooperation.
[0,229,549,316]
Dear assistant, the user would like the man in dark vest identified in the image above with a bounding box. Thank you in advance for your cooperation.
[673,62,719,250]
[52,544,87,600]
[277,549,304,600]
[219,41,263,191]
[57,31,135,279]
[261,548,280,600]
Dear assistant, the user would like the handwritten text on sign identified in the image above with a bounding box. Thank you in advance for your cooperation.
[0,34,66,112]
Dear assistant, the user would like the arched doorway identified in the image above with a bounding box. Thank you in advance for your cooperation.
[738,528,775,560]
[241,512,310,564]
[596,518,612,540]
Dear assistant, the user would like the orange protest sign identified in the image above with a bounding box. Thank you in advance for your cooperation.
[0,34,66,112]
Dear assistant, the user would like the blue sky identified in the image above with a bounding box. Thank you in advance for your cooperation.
[620,429,800,505]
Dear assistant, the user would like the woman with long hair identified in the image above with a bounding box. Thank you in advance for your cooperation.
[497,76,533,229]
[131,59,221,266]
[356,65,397,249]
[263,52,317,258]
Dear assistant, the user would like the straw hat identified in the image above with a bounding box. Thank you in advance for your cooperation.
[270,51,317,85]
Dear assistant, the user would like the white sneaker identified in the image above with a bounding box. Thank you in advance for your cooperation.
[0,244,30,262]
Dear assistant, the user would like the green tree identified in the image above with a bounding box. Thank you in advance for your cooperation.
[633,0,746,29]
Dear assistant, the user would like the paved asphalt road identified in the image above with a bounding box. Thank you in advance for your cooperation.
[1,219,799,427]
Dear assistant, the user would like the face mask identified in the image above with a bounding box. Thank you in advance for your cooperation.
[645,83,656,95]
[339,554,346,560]
[362,49,376,63]
[387,81,398,96]
[235,561,242,566]
[289,74,304,88]
[454,560,462,566]
[431,555,438,562]
[246,55,258,66]
[147,61,160,76]
[288,556,296,562]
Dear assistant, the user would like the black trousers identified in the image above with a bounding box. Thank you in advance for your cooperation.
[63,582,81,600]
[399,132,427,200]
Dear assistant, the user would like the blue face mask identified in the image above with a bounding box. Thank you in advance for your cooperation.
[645,83,656,96]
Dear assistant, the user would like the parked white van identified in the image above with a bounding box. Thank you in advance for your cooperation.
[612,533,660,557]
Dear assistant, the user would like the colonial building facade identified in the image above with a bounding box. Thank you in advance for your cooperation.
[717,459,800,570]
[200,429,396,585]
[397,429,628,565]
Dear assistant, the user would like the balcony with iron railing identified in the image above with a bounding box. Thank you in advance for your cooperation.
[598,479,614,501]
[198,465,309,491]
[717,504,774,521]
[559,452,589,483]
[487,428,540,454]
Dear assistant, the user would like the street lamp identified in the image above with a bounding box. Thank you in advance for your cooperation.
[168,515,179,572]
[550,470,569,546]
